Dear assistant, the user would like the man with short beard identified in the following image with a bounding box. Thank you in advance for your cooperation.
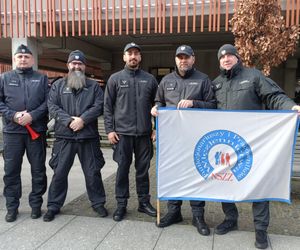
[151,45,216,236]
[43,50,107,222]
[0,44,49,222]
[104,43,158,221]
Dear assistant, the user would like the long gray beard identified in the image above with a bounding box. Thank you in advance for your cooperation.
[67,71,86,90]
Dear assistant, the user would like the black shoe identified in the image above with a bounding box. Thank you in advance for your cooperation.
[138,202,157,217]
[192,216,210,236]
[156,212,183,228]
[5,209,18,222]
[255,230,268,249]
[31,207,41,219]
[93,205,108,217]
[43,210,59,222]
[113,207,127,222]
[215,219,238,235]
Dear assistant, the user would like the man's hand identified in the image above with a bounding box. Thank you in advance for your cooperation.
[69,116,84,132]
[151,130,156,142]
[14,111,24,123]
[14,111,32,126]
[108,132,119,144]
[177,99,193,108]
[292,105,300,114]
[151,105,158,117]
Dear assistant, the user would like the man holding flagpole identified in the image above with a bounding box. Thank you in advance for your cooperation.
[151,45,216,236]
[213,44,300,249]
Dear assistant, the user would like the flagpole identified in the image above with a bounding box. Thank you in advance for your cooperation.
[156,199,160,225]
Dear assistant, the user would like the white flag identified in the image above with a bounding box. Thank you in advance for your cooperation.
[156,108,299,203]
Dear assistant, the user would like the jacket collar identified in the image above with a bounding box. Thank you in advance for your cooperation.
[175,66,195,79]
[124,66,141,76]
[16,67,33,74]
[220,60,242,79]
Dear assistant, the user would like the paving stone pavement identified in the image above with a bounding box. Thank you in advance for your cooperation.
[64,150,300,237]
[0,147,300,250]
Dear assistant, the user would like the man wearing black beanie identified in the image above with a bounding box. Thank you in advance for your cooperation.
[213,44,300,249]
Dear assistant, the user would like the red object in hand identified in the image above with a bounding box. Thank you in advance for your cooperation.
[16,113,40,140]
[25,124,40,140]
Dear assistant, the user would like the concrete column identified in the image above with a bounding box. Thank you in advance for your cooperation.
[11,38,39,70]
[283,58,298,98]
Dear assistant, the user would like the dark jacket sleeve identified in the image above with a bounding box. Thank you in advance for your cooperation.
[154,80,166,107]
[255,75,296,110]
[103,76,116,134]
[0,74,16,121]
[151,76,158,129]
[193,77,217,109]
[29,74,50,121]
[151,76,159,106]
[48,80,73,128]
[80,83,103,124]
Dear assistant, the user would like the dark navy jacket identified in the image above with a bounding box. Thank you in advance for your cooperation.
[0,68,49,133]
[104,67,158,136]
[48,77,103,140]
[213,61,296,110]
[155,67,216,108]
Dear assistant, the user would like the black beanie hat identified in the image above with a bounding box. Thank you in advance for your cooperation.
[67,50,86,64]
[217,44,239,60]
[14,44,32,55]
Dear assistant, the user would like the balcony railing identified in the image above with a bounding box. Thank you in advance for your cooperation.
[0,0,298,38]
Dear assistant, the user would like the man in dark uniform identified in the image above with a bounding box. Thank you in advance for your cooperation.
[0,44,49,222]
[213,44,300,249]
[151,45,216,236]
[43,50,107,222]
[104,42,158,221]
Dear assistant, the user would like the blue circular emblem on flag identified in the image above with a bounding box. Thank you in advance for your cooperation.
[194,130,253,181]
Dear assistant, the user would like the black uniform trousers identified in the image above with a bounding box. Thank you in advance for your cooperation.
[3,132,47,211]
[113,135,153,208]
[47,138,106,212]
[221,201,270,231]
[167,200,205,217]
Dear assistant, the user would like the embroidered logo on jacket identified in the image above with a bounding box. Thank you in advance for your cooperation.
[120,80,129,88]
[166,82,175,91]
[63,87,72,93]
[239,80,250,85]
[8,79,19,86]
[31,80,41,83]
